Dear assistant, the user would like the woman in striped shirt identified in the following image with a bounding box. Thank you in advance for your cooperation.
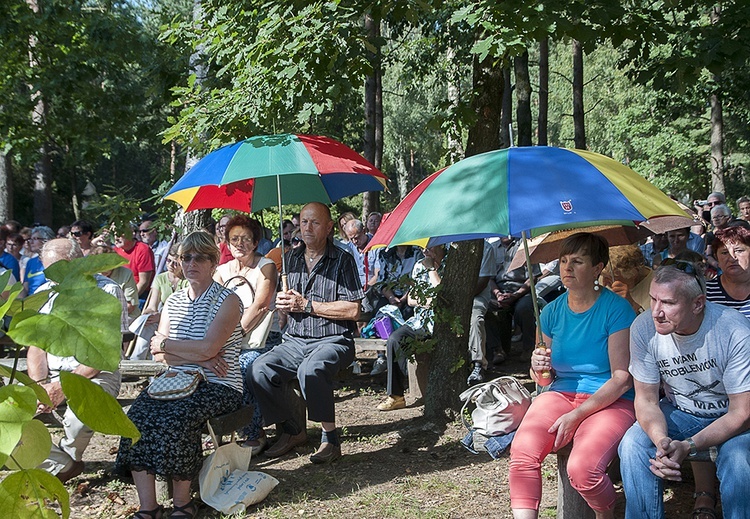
[116,231,243,519]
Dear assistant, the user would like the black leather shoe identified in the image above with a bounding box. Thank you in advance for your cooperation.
[309,442,341,464]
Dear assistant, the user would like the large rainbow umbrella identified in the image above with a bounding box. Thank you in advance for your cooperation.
[165,133,387,286]
[165,133,387,213]
[368,146,687,376]
[369,146,686,249]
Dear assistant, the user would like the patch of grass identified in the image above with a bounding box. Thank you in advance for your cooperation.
[540,506,558,517]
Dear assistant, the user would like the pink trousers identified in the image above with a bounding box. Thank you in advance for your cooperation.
[509,391,635,512]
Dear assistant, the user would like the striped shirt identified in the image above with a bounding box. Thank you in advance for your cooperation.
[165,281,243,392]
[285,241,364,339]
[705,277,750,320]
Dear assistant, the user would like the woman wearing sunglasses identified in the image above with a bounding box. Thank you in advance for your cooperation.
[116,231,243,519]
[69,220,95,256]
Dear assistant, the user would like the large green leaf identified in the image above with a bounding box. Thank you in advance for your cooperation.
[4,420,52,470]
[8,290,51,316]
[44,253,126,285]
[60,372,140,444]
[8,288,122,372]
[0,468,70,519]
[0,385,37,467]
[0,365,52,407]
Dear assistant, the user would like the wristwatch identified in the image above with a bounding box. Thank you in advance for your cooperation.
[304,299,313,314]
[159,338,167,352]
[685,436,698,457]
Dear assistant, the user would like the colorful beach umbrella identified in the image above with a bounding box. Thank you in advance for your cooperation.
[164,133,387,213]
[369,146,686,250]
[165,133,387,287]
[367,146,687,378]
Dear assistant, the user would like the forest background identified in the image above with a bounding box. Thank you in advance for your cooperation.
[1,0,748,230]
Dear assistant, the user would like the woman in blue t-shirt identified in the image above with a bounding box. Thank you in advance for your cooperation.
[509,233,636,519]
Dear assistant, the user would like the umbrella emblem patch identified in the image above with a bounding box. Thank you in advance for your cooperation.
[560,200,573,212]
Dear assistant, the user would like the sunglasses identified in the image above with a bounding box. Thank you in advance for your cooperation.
[179,253,211,263]
[660,258,705,282]
[70,231,83,237]
[138,229,153,234]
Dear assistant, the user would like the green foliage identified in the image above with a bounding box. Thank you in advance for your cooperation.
[0,254,141,517]
[8,254,126,373]
[83,187,145,237]
[0,469,70,519]
[60,372,140,443]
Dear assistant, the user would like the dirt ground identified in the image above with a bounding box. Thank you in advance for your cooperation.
[20,350,710,518]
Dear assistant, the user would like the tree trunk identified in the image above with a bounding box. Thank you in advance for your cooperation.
[446,47,465,162]
[27,0,53,225]
[708,6,724,194]
[425,52,503,423]
[538,38,549,146]
[500,65,513,148]
[362,12,382,220]
[180,0,211,234]
[709,92,724,194]
[0,153,12,221]
[514,50,532,147]
[572,40,586,150]
[33,143,53,225]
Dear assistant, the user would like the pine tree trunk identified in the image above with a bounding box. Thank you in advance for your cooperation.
[709,92,724,194]
[0,153,12,221]
[572,40,586,150]
[500,66,513,148]
[424,52,503,423]
[362,13,382,220]
[538,38,549,146]
[514,50,532,147]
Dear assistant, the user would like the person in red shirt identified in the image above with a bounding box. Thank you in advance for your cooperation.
[114,227,155,299]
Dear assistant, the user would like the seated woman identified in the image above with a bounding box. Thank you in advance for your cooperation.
[600,244,652,315]
[213,215,279,455]
[115,231,244,519]
[375,244,445,411]
[128,244,188,360]
[690,225,750,519]
[509,233,636,519]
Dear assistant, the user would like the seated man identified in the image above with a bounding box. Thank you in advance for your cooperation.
[466,239,501,385]
[343,218,381,321]
[113,226,155,301]
[618,262,750,519]
[26,238,129,483]
[250,202,363,464]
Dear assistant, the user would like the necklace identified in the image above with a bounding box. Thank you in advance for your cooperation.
[306,252,322,263]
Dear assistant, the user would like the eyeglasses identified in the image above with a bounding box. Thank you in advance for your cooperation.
[70,231,83,237]
[179,253,211,263]
[229,236,254,245]
[6,242,20,248]
[706,201,720,207]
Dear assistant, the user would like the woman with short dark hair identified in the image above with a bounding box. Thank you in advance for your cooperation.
[509,233,636,519]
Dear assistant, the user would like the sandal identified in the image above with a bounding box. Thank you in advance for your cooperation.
[692,491,717,519]
[131,505,164,519]
[170,500,198,519]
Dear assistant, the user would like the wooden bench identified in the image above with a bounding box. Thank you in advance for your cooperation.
[555,444,718,518]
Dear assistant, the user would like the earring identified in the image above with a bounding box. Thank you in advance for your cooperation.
[594,279,600,291]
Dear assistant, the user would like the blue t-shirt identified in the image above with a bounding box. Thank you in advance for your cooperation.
[24,256,47,295]
[541,288,636,399]
[0,252,20,281]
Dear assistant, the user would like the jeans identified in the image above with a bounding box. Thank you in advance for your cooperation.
[619,399,750,519]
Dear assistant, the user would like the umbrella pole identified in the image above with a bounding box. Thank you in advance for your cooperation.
[521,231,550,379]
[277,174,288,291]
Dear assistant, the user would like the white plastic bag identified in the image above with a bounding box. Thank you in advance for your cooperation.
[199,423,279,514]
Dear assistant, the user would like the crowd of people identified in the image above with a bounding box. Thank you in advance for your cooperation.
[3,187,749,519]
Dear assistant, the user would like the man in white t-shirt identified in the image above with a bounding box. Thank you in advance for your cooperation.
[618,263,750,519]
